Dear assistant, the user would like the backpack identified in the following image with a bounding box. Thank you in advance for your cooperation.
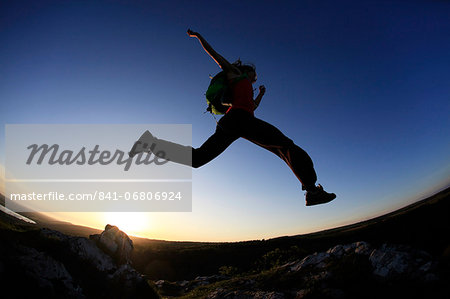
[205,71,232,115]
[205,71,249,115]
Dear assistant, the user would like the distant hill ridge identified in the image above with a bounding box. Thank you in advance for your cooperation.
[0,186,449,244]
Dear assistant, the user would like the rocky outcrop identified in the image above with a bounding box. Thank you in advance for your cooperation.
[89,224,134,264]
[368,244,437,280]
[41,228,116,272]
[285,241,438,281]
[170,241,443,298]
[1,225,158,299]
[89,224,134,265]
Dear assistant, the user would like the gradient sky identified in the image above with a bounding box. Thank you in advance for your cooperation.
[1,0,449,241]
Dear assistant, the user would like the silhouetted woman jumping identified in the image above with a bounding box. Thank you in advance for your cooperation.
[130,30,336,206]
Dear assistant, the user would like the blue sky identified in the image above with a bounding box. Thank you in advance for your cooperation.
[1,0,449,241]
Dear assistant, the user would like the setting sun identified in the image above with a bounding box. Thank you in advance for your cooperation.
[102,212,150,237]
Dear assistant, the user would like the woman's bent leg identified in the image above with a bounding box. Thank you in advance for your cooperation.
[240,116,317,190]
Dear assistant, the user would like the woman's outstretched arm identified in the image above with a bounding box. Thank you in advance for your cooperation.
[187,29,239,75]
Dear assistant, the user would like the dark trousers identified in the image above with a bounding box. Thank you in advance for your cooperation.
[192,109,317,190]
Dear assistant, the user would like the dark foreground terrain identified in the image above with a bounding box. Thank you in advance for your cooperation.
[1,187,449,298]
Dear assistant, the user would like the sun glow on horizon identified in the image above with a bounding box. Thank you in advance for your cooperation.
[102,212,151,237]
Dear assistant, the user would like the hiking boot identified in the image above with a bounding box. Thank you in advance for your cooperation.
[305,184,336,206]
[129,130,155,158]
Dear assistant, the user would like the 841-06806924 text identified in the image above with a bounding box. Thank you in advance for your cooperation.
[8,191,184,201]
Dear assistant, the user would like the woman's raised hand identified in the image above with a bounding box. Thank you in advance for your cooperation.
[187,29,199,38]
[259,85,266,95]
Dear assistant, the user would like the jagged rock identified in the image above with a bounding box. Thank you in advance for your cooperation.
[287,240,440,283]
[327,241,372,258]
[289,241,372,272]
[90,224,133,265]
[68,236,115,272]
[41,227,115,272]
[290,251,330,272]
[207,289,285,299]
[33,227,158,298]
[327,244,346,258]
[16,245,84,298]
[274,241,438,297]
[369,244,437,280]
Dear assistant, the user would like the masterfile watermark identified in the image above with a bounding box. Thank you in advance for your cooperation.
[5,124,192,212]
[26,144,169,171]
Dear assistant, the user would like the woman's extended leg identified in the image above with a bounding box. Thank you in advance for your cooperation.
[129,122,237,168]
[192,123,238,168]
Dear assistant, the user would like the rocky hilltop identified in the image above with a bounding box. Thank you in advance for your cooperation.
[1,188,449,298]
[0,222,158,299]
[153,241,446,298]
